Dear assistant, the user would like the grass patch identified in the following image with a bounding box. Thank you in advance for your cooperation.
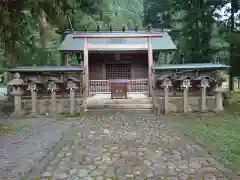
[226,91,240,104]
[0,99,13,115]
[0,123,29,136]
[168,112,240,175]
[56,113,81,121]
[63,113,81,118]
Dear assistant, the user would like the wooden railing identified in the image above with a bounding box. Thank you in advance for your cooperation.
[129,79,148,93]
[233,77,240,91]
[89,80,110,94]
[89,79,149,95]
[218,77,240,91]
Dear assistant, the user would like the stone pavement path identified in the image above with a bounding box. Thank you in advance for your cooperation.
[40,113,233,180]
[0,117,80,179]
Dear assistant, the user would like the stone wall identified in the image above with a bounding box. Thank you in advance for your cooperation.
[156,96,216,112]
[21,96,216,114]
[22,98,84,115]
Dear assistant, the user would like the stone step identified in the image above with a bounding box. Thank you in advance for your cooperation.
[87,98,152,105]
[87,103,153,109]
[85,108,154,114]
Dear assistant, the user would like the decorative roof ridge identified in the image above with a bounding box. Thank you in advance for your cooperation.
[72,32,163,38]
[71,30,166,34]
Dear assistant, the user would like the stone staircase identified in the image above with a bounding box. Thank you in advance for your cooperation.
[86,98,153,114]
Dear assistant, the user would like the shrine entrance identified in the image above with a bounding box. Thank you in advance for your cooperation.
[58,31,177,111]
[88,51,149,99]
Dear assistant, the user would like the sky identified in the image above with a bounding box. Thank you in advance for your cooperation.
[215,3,240,22]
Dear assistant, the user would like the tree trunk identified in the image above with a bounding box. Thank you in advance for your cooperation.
[4,40,16,67]
[229,0,235,91]
[38,10,48,49]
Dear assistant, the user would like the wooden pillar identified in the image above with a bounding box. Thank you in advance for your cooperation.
[183,87,189,113]
[148,37,153,97]
[50,88,57,115]
[102,63,106,79]
[151,69,158,114]
[201,86,207,111]
[64,53,68,66]
[30,88,37,115]
[80,56,84,95]
[84,38,89,99]
[69,89,76,114]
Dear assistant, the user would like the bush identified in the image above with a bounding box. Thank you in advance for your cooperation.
[0,99,14,115]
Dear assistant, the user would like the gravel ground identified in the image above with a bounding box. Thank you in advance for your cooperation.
[0,117,80,179]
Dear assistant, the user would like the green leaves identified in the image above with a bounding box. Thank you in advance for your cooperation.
[2,0,238,69]
[73,0,144,30]
[144,0,237,63]
[0,0,146,67]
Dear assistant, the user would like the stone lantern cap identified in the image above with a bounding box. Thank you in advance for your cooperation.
[162,78,172,87]
[193,75,210,87]
[67,81,79,90]
[157,74,170,80]
[194,75,210,80]
[47,77,63,91]
[67,76,80,82]
[27,77,43,84]
[67,76,80,90]
[8,73,26,87]
[48,77,63,83]
[8,73,26,96]
[157,75,172,87]
[27,77,43,91]
[8,78,25,86]
[200,77,210,87]
[175,75,190,81]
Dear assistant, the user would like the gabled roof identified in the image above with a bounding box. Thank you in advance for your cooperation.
[8,66,84,73]
[152,63,230,71]
[59,31,177,51]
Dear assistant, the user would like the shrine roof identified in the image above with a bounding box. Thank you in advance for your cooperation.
[59,31,177,51]
[8,66,84,73]
[152,63,230,70]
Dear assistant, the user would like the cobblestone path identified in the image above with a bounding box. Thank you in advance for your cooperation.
[39,113,234,180]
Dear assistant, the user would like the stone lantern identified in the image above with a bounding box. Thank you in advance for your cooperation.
[47,77,63,115]
[200,77,210,111]
[214,87,225,112]
[180,77,191,113]
[47,81,58,91]
[27,77,42,116]
[181,78,191,88]
[161,77,172,114]
[214,70,227,111]
[8,73,26,116]
[66,76,80,114]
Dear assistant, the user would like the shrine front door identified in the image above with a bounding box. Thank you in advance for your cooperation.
[105,63,131,80]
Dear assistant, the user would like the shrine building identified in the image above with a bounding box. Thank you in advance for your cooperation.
[59,30,177,98]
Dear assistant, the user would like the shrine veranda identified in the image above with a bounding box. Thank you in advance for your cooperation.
[7,30,229,115]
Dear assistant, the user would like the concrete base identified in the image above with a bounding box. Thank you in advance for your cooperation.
[86,108,154,114]
[22,98,84,115]
[90,93,148,99]
[87,93,152,110]
[19,94,219,115]
[10,110,26,117]
[87,103,153,109]
[156,96,216,113]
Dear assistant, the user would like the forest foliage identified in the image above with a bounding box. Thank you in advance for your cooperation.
[0,0,239,73]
